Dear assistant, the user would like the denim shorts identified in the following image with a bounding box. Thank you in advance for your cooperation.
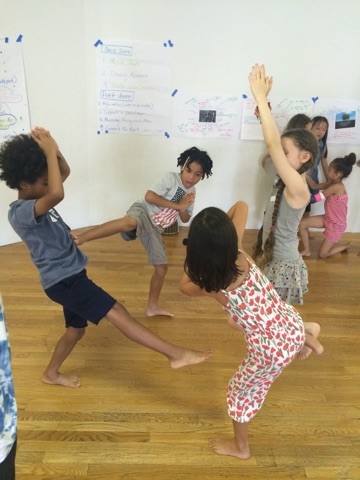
[45,270,116,328]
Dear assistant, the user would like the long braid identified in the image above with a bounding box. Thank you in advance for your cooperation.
[253,177,285,269]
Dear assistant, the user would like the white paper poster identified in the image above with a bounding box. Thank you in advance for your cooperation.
[96,40,172,136]
[313,99,360,144]
[241,95,360,144]
[241,96,314,140]
[0,37,30,143]
[173,92,242,139]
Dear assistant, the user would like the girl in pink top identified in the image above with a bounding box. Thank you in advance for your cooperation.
[299,153,357,258]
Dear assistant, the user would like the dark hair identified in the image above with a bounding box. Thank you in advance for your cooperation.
[312,116,329,157]
[253,129,319,269]
[177,147,213,179]
[184,207,242,292]
[0,134,47,189]
[285,114,312,131]
[330,152,357,178]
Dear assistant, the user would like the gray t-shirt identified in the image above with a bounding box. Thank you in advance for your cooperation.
[142,172,195,229]
[8,199,88,289]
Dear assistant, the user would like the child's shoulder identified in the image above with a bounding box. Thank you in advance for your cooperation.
[155,171,181,185]
[329,183,346,197]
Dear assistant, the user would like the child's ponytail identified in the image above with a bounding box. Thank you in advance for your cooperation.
[253,178,285,269]
[331,152,357,178]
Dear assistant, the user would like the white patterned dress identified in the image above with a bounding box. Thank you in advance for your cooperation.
[0,293,17,464]
[222,257,305,423]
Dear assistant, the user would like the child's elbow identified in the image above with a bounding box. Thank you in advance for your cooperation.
[52,188,65,203]
[144,190,155,203]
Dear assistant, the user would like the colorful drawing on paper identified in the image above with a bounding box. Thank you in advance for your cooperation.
[314,100,360,144]
[173,92,242,139]
[241,97,313,140]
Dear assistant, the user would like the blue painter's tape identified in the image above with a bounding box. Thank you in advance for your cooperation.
[242,94,247,99]
[97,131,101,135]
[164,132,170,138]
[312,96,319,103]
[16,35,23,42]
[168,40,174,47]
[163,42,167,47]
[171,89,178,97]
[94,39,103,47]
[5,37,9,43]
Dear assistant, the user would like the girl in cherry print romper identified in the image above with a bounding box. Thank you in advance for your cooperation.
[180,201,323,460]
[223,251,305,423]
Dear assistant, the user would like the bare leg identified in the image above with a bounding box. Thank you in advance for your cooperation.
[209,420,250,460]
[73,216,138,245]
[301,211,315,239]
[299,215,325,256]
[299,224,311,256]
[42,327,85,387]
[297,322,324,360]
[146,264,173,317]
[106,302,212,368]
[318,238,351,258]
[227,315,244,333]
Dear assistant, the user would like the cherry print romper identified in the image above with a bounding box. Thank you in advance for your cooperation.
[222,256,305,423]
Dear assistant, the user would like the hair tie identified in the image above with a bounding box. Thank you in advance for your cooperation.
[181,156,191,171]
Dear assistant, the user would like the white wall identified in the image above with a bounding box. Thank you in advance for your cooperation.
[1,0,360,246]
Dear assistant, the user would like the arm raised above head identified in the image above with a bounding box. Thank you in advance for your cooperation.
[249,64,309,205]
[57,150,70,182]
[30,127,64,217]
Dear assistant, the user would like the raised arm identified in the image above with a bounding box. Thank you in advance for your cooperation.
[57,150,70,182]
[306,176,331,191]
[31,127,64,217]
[321,149,329,182]
[248,64,309,206]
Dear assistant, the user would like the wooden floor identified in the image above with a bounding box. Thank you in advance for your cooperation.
[0,228,359,480]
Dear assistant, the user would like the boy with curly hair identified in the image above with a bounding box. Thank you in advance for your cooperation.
[0,127,212,388]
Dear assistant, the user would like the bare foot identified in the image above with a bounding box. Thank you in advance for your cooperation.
[341,242,351,253]
[297,345,312,360]
[169,348,213,369]
[298,323,324,360]
[146,306,174,317]
[300,250,311,257]
[209,437,250,460]
[42,372,81,388]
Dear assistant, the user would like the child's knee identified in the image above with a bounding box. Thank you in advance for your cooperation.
[66,327,86,342]
[154,264,168,277]
[318,245,330,258]
[123,216,138,230]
